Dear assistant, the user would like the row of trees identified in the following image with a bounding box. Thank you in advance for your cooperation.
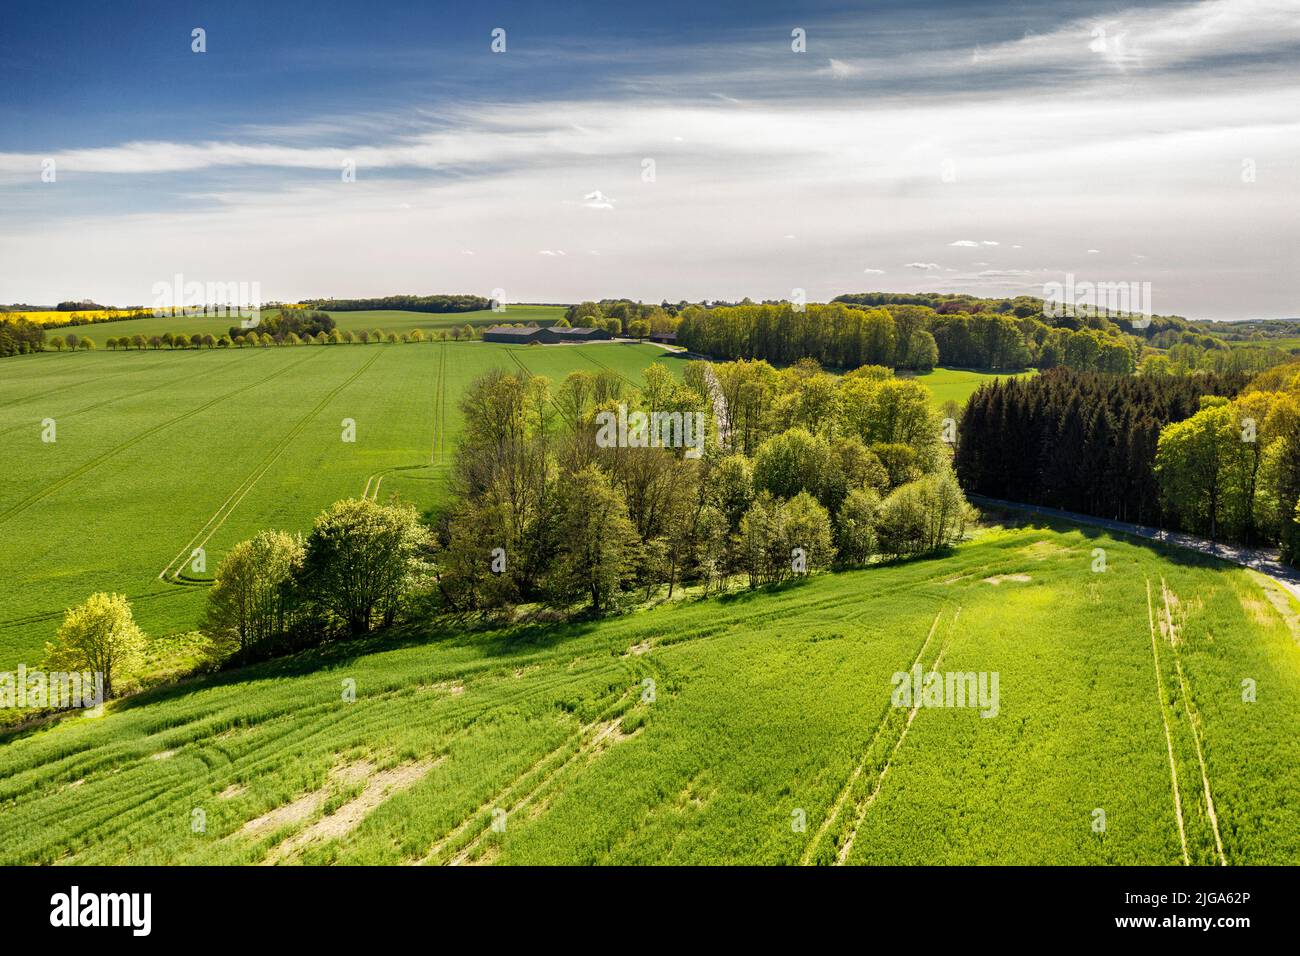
[1141,342,1294,377]
[836,291,1202,346]
[54,299,109,311]
[99,325,479,351]
[564,300,678,336]
[48,333,96,351]
[674,301,1142,374]
[298,294,490,313]
[833,292,1042,316]
[676,303,937,370]
[225,309,334,341]
[433,357,972,613]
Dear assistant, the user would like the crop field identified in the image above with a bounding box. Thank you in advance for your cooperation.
[0,522,1297,864]
[905,367,1038,410]
[1,310,143,327]
[32,305,566,341]
[1228,336,1300,353]
[0,340,676,675]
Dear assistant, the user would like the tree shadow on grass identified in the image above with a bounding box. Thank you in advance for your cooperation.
[711,548,960,608]
[985,511,1239,573]
[97,609,613,721]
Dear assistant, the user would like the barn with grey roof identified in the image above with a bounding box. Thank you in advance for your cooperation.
[482,325,614,344]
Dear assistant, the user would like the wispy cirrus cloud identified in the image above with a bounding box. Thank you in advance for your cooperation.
[971,0,1300,74]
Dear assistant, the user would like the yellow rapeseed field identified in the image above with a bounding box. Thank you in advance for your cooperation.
[3,309,152,327]
[4,303,306,327]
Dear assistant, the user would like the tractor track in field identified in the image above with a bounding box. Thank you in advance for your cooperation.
[1158,577,1228,866]
[800,607,956,866]
[51,669,582,864]
[436,338,447,464]
[834,607,957,865]
[359,338,447,502]
[0,351,320,529]
[412,688,635,866]
[571,346,638,390]
[361,464,437,503]
[0,350,244,439]
[444,717,631,866]
[1145,578,1191,866]
[0,586,192,631]
[159,349,383,583]
[504,348,576,428]
[0,356,177,410]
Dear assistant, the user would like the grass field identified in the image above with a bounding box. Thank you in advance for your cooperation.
[904,367,1038,410]
[37,305,566,341]
[1228,336,1300,352]
[0,340,677,674]
[1,521,1297,864]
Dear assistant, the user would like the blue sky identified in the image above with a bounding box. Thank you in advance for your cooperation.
[1,0,1297,318]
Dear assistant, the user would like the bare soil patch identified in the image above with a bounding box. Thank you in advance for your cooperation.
[263,757,441,863]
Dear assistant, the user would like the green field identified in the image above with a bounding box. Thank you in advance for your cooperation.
[904,366,1038,410]
[1,522,1297,864]
[1229,336,1300,352]
[51,305,566,342]
[0,340,676,674]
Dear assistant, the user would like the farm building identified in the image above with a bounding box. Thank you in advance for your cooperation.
[482,326,543,343]
[547,326,613,342]
[482,325,613,344]
[648,330,678,345]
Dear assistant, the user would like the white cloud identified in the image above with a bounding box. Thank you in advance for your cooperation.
[970,0,1300,74]
[824,58,862,79]
[906,262,942,270]
[581,189,615,209]
[949,240,980,247]
[862,268,885,274]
